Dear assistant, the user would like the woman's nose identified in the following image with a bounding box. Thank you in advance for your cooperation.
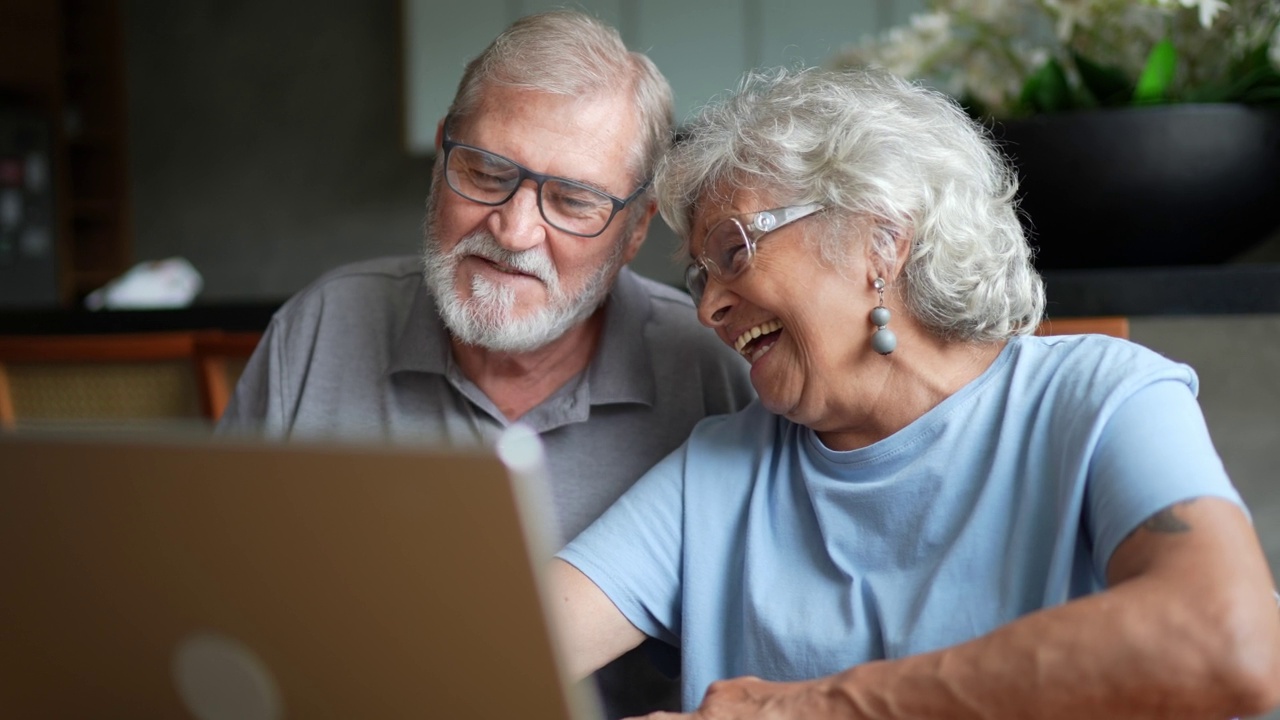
[697,278,734,328]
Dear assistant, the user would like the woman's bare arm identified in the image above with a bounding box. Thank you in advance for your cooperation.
[648,497,1280,719]
[546,558,647,681]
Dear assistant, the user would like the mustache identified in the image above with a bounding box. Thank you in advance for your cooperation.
[450,231,557,287]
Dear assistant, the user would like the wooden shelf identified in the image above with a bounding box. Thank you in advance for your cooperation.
[72,267,119,290]
[2,0,133,305]
[72,199,118,218]
[67,131,119,148]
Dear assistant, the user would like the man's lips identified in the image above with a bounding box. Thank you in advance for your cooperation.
[471,254,540,280]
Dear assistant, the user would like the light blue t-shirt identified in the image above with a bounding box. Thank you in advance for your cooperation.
[558,334,1242,710]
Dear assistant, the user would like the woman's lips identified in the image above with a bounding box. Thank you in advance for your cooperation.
[734,319,784,359]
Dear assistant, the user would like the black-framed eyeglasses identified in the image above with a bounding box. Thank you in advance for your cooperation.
[685,203,826,305]
[440,123,650,238]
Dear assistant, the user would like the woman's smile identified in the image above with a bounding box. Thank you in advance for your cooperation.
[734,319,783,363]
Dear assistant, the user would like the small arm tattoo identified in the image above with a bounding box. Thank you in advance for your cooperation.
[1140,500,1198,534]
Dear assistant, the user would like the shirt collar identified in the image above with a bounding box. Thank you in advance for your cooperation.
[387,278,453,376]
[387,267,656,408]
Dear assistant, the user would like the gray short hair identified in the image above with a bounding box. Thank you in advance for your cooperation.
[448,10,674,189]
[656,67,1045,341]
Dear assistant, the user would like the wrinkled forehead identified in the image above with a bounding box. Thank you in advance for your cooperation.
[458,84,645,186]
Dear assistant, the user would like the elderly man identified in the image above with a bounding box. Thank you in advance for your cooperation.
[218,10,753,718]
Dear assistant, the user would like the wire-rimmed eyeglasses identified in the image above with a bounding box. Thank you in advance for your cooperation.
[685,203,826,305]
[440,121,650,238]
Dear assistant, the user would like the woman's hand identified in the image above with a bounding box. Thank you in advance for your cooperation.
[632,499,1280,720]
[631,675,859,720]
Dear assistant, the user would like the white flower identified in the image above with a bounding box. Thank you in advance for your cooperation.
[1188,0,1230,28]
[950,0,1019,22]
[1150,0,1231,27]
[1044,0,1101,40]
[962,52,1025,110]
[833,0,1270,118]
[836,11,953,79]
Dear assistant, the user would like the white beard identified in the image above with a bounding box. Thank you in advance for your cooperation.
[421,194,624,352]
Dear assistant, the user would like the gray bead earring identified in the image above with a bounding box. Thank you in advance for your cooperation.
[870,277,897,355]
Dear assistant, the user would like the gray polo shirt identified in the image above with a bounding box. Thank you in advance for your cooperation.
[218,256,755,718]
[220,255,753,543]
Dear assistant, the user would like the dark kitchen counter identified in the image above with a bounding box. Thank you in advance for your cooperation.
[1041,264,1280,317]
[1,264,1278,336]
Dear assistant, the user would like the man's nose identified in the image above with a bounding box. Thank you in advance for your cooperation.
[489,182,547,252]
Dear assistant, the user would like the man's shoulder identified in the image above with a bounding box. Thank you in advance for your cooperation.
[274,255,424,326]
[625,270,696,308]
[620,270,744,357]
[620,270,708,335]
[293,255,423,302]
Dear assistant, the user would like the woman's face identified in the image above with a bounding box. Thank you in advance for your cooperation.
[688,189,885,431]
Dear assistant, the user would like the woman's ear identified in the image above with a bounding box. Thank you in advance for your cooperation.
[864,220,913,284]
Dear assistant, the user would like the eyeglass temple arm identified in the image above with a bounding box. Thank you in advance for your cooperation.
[773,203,825,225]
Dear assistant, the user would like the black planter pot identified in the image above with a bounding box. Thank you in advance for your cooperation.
[994,105,1280,270]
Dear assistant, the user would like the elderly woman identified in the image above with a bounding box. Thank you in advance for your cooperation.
[548,67,1280,719]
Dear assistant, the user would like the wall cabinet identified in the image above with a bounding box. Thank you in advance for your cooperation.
[0,0,132,307]
[402,0,917,154]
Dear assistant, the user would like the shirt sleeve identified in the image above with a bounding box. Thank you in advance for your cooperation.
[556,442,688,647]
[215,318,286,437]
[1086,377,1243,575]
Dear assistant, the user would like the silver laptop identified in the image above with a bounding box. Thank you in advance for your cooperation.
[0,428,600,720]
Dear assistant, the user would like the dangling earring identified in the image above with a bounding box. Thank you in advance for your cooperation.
[870,277,897,355]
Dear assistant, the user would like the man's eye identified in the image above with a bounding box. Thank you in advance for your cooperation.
[548,186,609,216]
[469,167,515,187]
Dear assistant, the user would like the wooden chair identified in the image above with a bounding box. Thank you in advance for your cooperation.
[0,330,264,430]
[193,330,262,422]
[0,332,203,430]
[1034,316,1130,339]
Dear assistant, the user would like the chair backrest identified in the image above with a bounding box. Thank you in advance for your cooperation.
[1034,316,1130,339]
[193,331,262,422]
[0,333,202,430]
[0,330,263,430]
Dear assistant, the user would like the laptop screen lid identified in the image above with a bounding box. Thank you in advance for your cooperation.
[0,428,599,720]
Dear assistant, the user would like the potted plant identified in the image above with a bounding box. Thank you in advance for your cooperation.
[834,0,1280,270]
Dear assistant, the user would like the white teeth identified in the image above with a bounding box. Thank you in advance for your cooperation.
[734,320,783,354]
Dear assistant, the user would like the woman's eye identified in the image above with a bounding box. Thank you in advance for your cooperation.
[724,243,749,270]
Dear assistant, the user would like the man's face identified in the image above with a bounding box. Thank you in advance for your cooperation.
[422,86,651,352]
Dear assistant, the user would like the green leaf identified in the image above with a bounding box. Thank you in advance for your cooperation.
[1195,60,1280,104]
[1205,41,1280,104]
[1073,52,1132,107]
[1020,58,1075,114]
[957,92,992,121]
[1133,39,1177,104]
[1229,42,1272,78]
[1237,84,1280,106]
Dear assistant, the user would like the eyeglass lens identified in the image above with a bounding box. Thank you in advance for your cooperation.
[685,264,708,306]
[685,219,752,305]
[704,219,754,280]
[445,145,617,236]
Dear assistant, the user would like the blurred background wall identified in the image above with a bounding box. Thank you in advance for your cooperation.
[125,0,920,301]
[3,11,1279,715]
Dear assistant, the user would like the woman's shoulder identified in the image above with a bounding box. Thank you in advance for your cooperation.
[690,398,783,434]
[1008,333,1200,406]
[682,399,799,464]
